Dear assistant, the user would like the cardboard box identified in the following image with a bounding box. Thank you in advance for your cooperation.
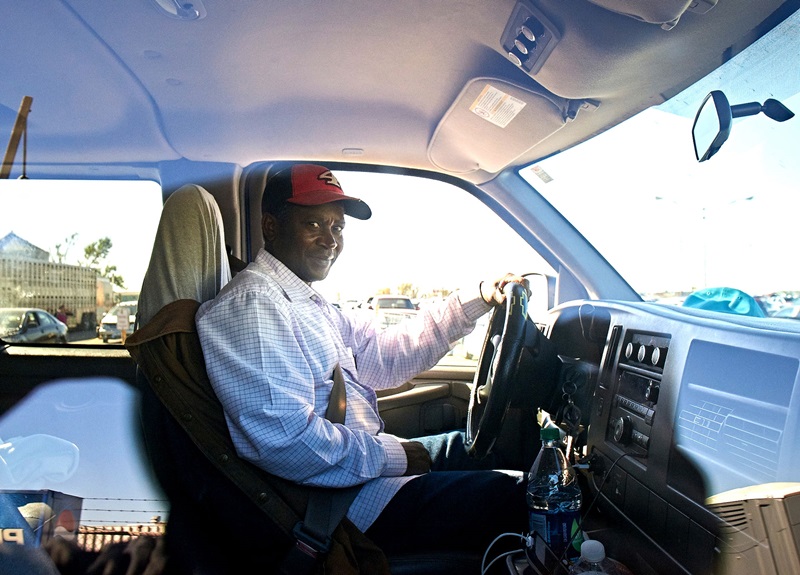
[0,490,82,547]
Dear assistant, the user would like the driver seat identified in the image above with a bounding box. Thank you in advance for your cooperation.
[126,184,483,574]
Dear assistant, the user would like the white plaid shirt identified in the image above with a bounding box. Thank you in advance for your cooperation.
[196,249,490,530]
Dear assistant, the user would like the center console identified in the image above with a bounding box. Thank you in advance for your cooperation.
[584,322,718,575]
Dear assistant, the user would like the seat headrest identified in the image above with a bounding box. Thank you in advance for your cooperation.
[137,184,232,328]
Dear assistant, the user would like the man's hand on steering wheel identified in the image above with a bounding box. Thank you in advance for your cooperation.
[480,273,531,306]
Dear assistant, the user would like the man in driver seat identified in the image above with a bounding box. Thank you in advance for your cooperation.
[196,163,529,559]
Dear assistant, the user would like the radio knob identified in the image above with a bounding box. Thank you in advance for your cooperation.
[651,346,661,366]
[637,344,646,363]
[612,416,633,445]
[625,342,633,359]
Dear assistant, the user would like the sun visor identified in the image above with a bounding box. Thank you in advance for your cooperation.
[428,78,580,174]
[586,0,717,29]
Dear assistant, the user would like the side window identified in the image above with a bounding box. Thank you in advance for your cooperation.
[0,180,162,346]
[322,171,555,366]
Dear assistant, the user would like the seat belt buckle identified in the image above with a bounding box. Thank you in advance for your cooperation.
[293,521,332,558]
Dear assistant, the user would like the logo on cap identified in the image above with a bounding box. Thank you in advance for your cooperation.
[318,170,341,189]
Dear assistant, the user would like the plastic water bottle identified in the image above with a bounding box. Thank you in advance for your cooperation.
[568,540,635,575]
[527,427,583,567]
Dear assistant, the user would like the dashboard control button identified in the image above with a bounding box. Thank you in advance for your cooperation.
[612,415,633,445]
[632,430,650,449]
[645,382,660,403]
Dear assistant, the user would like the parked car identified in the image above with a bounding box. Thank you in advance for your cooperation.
[0,308,68,344]
[97,301,138,343]
[1,2,800,574]
[373,296,417,312]
[773,304,800,319]
[369,295,419,328]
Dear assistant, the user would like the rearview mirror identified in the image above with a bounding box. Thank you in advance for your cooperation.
[692,91,732,162]
[692,90,795,162]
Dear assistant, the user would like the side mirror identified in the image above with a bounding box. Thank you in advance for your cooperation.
[692,90,795,162]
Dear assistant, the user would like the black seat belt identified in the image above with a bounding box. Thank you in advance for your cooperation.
[279,363,363,574]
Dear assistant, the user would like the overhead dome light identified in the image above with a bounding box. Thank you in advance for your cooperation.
[151,0,207,20]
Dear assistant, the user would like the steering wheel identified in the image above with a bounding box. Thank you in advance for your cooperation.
[465,281,529,460]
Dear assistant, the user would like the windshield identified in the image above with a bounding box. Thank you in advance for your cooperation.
[523,11,799,317]
[0,310,23,331]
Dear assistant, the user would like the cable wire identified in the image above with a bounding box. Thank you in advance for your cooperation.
[481,532,531,574]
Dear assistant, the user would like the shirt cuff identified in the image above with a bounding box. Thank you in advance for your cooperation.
[458,291,492,322]
[378,433,409,477]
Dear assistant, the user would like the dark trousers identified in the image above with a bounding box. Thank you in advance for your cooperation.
[365,431,529,555]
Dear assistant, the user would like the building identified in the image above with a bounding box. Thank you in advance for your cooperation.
[0,232,100,330]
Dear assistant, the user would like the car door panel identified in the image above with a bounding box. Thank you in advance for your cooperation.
[378,372,473,438]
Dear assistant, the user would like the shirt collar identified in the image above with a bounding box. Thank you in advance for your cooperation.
[256,248,327,305]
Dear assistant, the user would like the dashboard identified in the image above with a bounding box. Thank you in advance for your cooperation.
[541,300,800,575]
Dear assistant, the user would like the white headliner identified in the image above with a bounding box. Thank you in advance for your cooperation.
[0,0,794,184]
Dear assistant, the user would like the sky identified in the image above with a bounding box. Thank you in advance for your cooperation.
[0,179,163,293]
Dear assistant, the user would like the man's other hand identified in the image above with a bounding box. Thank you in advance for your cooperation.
[480,273,531,306]
[401,441,432,475]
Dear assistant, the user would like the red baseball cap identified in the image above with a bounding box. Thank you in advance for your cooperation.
[262,164,372,220]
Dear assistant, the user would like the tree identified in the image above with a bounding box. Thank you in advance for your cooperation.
[82,237,113,268]
[397,283,418,298]
[53,233,78,264]
[81,237,126,289]
[102,265,126,289]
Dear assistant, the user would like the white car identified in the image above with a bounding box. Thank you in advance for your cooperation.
[774,304,800,319]
[368,295,419,329]
[97,301,138,343]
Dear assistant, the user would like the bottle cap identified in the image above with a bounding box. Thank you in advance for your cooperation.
[540,427,561,440]
[580,539,606,563]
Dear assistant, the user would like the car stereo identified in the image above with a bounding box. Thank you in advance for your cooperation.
[605,330,670,458]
